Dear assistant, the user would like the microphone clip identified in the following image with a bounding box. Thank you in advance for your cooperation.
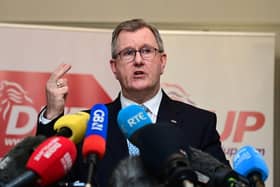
[163,151,198,187]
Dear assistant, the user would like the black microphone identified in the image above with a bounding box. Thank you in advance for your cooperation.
[133,123,201,187]
[185,146,250,187]
[0,135,46,186]
[109,156,163,187]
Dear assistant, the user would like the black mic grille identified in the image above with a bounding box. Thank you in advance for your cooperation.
[0,135,46,184]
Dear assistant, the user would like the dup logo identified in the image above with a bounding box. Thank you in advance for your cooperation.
[0,71,112,157]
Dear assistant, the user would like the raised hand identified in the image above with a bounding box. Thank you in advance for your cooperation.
[44,64,72,120]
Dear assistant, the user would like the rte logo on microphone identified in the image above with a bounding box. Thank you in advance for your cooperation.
[127,112,147,128]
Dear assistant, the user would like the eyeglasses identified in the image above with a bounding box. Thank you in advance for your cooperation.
[115,46,161,63]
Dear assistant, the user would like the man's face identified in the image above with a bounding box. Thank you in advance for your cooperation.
[110,27,167,95]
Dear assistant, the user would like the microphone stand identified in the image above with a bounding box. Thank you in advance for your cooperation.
[248,172,265,187]
[182,180,194,187]
[85,154,98,187]
[165,155,198,187]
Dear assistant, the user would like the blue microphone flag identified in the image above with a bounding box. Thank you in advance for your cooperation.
[85,103,109,139]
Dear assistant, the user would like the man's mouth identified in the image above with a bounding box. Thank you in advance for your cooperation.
[134,71,144,75]
[133,71,146,79]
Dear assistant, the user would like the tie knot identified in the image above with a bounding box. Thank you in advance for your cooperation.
[141,104,157,123]
[141,104,152,114]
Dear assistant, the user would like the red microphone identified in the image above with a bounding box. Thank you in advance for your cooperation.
[5,136,77,187]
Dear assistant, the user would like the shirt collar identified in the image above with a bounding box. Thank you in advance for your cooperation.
[120,89,163,116]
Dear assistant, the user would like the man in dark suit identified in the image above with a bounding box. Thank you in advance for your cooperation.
[37,18,229,187]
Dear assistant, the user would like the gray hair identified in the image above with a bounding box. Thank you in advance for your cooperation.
[111,18,164,59]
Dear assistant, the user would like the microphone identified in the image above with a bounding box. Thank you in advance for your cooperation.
[0,135,46,185]
[233,145,269,187]
[54,111,90,144]
[82,104,109,187]
[117,104,152,145]
[133,123,199,187]
[4,136,77,187]
[185,146,249,187]
[109,156,162,187]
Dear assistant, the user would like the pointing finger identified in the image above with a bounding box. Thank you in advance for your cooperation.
[50,64,72,81]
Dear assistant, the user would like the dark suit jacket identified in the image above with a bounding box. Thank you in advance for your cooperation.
[36,91,229,187]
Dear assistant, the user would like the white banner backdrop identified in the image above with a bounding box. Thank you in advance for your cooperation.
[0,24,275,186]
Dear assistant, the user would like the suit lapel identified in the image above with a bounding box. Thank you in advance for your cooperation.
[157,91,180,125]
[106,95,129,156]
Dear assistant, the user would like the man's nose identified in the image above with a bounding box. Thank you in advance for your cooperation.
[134,51,143,64]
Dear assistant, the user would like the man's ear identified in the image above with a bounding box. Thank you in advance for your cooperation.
[160,53,167,75]
[110,59,118,79]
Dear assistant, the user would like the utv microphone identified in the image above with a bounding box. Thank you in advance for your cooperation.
[233,145,269,187]
[82,104,109,187]
[0,135,46,185]
[5,136,77,187]
[117,104,152,145]
[53,111,90,144]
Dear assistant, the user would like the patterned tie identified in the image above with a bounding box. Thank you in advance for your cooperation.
[127,139,140,156]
